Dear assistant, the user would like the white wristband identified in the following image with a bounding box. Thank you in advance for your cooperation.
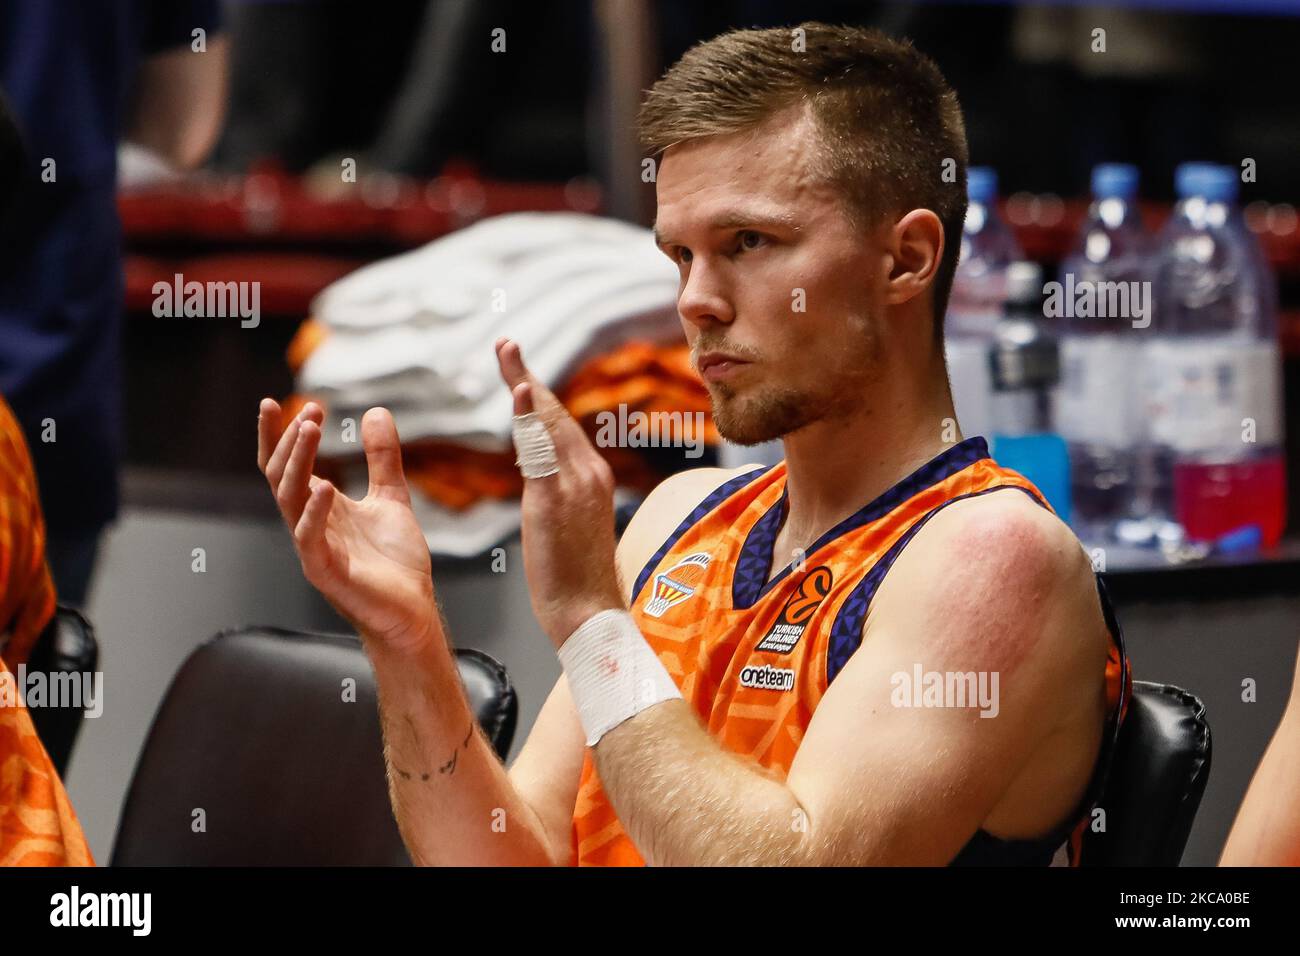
[556,609,682,747]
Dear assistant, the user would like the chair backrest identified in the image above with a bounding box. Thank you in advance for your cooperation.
[110,625,516,866]
[24,605,99,777]
[1080,681,1211,866]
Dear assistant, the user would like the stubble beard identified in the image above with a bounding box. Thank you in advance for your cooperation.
[709,356,879,447]
[710,378,827,446]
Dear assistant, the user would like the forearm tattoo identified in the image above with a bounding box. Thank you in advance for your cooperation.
[391,722,476,784]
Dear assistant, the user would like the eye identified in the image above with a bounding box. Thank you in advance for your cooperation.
[675,246,693,264]
[737,230,766,252]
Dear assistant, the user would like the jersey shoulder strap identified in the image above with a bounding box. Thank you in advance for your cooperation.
[629,464,778,605]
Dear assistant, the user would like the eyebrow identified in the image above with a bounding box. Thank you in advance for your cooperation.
[652,209,800,249]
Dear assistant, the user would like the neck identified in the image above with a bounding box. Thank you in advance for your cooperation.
[776,348,960,549]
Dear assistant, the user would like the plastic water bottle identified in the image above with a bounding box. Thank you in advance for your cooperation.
[946,167,1022,440]
[1055,164,1149,541]
[989,261,1072,522]
[1145,163,1286,549]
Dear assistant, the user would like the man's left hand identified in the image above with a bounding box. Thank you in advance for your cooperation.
[495,337,626,648]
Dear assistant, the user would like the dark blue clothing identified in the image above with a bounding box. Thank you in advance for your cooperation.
[0,0,220,535]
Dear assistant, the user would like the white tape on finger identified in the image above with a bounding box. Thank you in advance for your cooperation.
[512,411,560,478]
[557,609,682,747]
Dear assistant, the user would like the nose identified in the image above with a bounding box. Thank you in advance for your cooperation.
[676,259,736,330]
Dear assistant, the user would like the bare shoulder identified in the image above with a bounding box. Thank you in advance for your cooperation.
[901,488,1093,595]
[614,465,762,600]
[871,487,1105,678]
[866,487,1112,836]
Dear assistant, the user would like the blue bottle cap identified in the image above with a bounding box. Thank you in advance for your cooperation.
[967,166,998,205]
[1091,163,1138,201]
[1200,165,1239,203]
[1175,162,1238,203]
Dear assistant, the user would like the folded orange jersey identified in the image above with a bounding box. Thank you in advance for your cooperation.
[281,331,718,511]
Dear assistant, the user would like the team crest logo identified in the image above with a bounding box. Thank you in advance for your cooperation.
[755,565,834,654]
[644,552,712,618]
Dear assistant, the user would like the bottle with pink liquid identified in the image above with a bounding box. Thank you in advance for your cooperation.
[1145,163,1287,550]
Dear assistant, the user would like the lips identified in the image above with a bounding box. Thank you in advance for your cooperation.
[697,352,749,381]
[696,353,748,374]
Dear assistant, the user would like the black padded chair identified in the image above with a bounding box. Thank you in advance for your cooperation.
[1080,681,1211,866]
[24,606,100,777]
[110,626,516,866]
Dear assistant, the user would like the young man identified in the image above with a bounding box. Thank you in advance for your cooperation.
[259,23,1130,866]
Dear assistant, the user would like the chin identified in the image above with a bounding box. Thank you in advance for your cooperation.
[711,385,816,446]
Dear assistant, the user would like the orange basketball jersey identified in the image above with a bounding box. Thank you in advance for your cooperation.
[569,436,1131,866]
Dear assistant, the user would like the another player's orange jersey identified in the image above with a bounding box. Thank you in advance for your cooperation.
[0,396,94,866]
[570,436,1131,866]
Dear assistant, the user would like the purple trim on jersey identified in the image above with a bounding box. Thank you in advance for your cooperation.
[732,436,991,610]
[629,465,775,605]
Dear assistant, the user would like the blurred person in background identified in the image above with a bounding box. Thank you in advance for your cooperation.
[216,0,591,181]
[0,1,227,605]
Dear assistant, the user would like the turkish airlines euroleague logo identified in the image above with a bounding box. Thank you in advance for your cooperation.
[755,565,834,654]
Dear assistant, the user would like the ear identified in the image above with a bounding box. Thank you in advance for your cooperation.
[884,208,944,308]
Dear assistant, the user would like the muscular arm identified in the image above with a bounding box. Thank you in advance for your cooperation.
[372,633,563,866]
[259,394,742,865]
[590,492,1108,866]
[260,400,569,865]
[501,466,744,864]
[368,451,742,865]
[385,465,738,865]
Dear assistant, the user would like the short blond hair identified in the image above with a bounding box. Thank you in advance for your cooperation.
[639,22,970,335]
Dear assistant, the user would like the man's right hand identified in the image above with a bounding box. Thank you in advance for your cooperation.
[257,399,438,656]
